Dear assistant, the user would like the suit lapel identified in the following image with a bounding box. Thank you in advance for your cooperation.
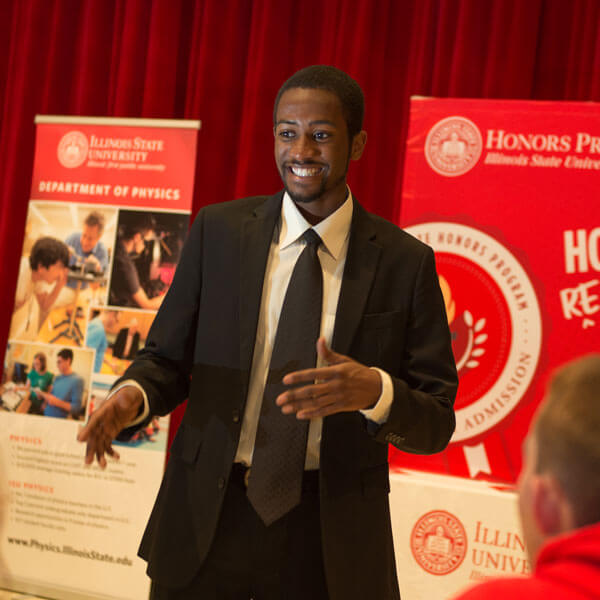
[322,200,382,481]
[332,201,381,355]
[239,192,283,377]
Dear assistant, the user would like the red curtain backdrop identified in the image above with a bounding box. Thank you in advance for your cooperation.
[1,0,599,432]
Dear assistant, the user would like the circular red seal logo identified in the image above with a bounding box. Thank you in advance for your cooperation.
[411,510,467,575]
[425,116,482,177]
[57,131,89,168]
[405,223,542,444]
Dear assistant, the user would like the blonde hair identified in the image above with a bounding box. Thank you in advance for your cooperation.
[534,354,600,527]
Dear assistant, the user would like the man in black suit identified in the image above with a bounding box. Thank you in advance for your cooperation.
[79,65,458,599]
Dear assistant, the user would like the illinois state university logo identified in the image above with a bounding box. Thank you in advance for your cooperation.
[57,131,89,168]
[425,116,482,176]
[405,223,542,453]
[411,510,467,575]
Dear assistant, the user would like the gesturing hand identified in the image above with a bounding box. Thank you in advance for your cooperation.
[77,386,143,468]
[276,337,382,419]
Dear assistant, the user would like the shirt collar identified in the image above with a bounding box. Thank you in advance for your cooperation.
[279,190,353,260]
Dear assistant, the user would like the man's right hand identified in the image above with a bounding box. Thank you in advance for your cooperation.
[77,386,144,468]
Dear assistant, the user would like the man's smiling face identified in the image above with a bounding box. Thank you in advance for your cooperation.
[274,87,365,220]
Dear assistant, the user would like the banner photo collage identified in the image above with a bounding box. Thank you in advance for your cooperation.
[0,116,200,599]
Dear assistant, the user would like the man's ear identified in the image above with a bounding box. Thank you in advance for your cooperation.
[532,474,570,537]
[350,130,367,160]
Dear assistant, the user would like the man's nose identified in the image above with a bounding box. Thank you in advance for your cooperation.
[290,134,318,161]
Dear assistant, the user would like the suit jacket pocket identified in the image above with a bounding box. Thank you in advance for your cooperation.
[361,310,405,331]
[169,423,203,465]
[361,463,390,499]
[353,311,406,371]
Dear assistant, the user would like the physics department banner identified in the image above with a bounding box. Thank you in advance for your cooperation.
[1,116,200,599]
[394,98,599,483]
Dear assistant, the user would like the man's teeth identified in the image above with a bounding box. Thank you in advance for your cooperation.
[291,166,321,177]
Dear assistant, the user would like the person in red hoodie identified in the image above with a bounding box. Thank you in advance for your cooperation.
[453,353,600,600]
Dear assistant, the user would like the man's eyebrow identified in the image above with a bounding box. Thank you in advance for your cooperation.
[310,120,336,127]
[275,119,337,127]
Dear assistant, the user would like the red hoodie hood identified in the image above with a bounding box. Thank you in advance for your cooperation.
[452,521,600,600]
[535,521,600,598]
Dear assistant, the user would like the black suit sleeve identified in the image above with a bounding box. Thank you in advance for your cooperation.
[373,246,458,454]
[114,209,205,417]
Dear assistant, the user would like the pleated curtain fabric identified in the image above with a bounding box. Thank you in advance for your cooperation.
[247,228,323,526]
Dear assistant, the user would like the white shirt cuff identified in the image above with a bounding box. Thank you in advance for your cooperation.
[106,379,150,428]
[360,367,393,424]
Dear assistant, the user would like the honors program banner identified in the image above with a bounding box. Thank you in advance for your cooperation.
[395,99,599,483]
[1,116,200,599]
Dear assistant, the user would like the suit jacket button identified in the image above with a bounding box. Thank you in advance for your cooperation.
[232,409,240,423]
[218,477,226,489]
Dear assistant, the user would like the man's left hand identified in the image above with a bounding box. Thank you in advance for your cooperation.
[276,337,382,419]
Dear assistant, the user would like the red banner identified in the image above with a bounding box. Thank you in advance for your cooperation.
[395,99,600,483]
[30,118,196,210]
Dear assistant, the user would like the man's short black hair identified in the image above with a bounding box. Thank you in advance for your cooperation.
[29,237,70,271]
[273,65,365,140]
[57,348,73,363]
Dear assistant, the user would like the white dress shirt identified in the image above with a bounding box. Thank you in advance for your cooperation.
[114,191,393,468]
[235,191,392,469]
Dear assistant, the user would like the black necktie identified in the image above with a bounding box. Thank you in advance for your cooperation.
[247,228,323,525]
